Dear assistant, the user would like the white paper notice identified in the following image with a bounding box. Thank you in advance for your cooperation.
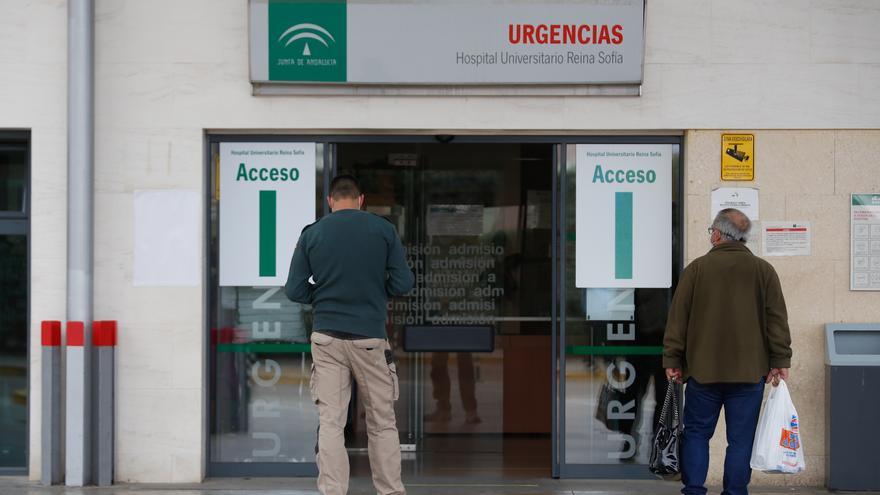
[427,204,483,236]
[585,288,635,321]
[761,222,811,257]
[711,187,759,221]
[851,194,880,290]
[133,190,200,286]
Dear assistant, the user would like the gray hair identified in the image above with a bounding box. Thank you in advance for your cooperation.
[712,208,751,242]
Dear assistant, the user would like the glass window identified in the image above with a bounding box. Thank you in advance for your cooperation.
[0,233,27,467]
[0,138,28,469]
[0,148,27,213]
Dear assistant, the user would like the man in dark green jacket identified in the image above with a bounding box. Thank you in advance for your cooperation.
[286,175,413,495]
[663,208,792,495]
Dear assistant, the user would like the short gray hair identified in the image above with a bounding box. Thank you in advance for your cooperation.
[712,208,751,242]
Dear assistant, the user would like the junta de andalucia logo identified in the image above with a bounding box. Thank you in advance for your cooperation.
[278,22,336,57]
[268,0,346,82]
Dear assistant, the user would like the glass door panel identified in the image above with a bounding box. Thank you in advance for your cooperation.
[559,141,682,475]
[207,141,326,474]
[340,142,553,475]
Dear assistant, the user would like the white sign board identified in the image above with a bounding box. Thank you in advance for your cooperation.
[711,187,759,221]
[250,0,645,85]
[576,144,672,288]
[851,194,880,290]
[219,142,316,286]
[761,222,811,257]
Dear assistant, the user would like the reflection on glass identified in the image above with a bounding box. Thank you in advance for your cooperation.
[0,149,27,212]
[210,287,316,463]
[426,352,480,424]
[342,143,553,468]
[563,144,681,466]
[0,235,27,467]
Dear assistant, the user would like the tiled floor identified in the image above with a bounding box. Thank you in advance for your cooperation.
[1,440,868,495]
[0,476,866,495]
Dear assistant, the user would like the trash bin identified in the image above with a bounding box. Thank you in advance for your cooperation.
[825,323,880,491]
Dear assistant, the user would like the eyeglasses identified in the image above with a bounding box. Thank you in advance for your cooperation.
[708,227,744,241]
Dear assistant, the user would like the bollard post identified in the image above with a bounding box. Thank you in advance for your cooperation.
[65,321,90,486]
[40,321,63,485]
[92,320,116,486]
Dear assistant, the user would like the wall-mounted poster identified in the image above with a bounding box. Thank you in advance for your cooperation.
[762,222,811,257]
[851,194,880,291]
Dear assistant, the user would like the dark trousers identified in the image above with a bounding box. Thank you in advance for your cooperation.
[430,352,477,413]
[681,378,764,495]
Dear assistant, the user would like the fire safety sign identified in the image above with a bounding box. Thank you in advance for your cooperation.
[721,134,755,181]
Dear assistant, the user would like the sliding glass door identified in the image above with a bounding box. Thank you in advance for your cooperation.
[203,134,682,479]
[555,139,682,477]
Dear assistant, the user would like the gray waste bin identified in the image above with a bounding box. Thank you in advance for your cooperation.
[825,323,880,491]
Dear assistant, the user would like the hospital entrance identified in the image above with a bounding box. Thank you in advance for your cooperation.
[207,137,682,479]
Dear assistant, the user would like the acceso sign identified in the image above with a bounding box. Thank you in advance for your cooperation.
[236,163,300,182]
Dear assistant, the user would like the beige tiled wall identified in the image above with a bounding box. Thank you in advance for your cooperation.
[685,130,880,486]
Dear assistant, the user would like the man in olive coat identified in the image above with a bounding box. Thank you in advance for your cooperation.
[663,208,792,495]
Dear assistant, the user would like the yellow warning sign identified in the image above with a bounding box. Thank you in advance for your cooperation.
[721,134,754,181]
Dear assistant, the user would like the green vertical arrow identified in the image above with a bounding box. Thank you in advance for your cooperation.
[615,191,633,280]
[259,190,276,277]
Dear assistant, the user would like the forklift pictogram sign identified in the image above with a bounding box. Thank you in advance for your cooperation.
[721,134,754,181]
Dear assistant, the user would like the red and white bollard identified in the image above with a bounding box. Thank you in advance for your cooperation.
[40,321,63,485]
[92,320,116,486]
[65,321,90,486]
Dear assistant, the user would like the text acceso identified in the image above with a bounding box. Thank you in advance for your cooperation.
[592,165,656,184]
[236,163,300,182]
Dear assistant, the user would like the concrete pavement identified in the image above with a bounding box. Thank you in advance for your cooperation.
[0,476,861,495]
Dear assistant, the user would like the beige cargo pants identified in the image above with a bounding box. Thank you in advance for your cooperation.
[309,331,405,495]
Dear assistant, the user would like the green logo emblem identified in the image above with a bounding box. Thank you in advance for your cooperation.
[268,0,346,82]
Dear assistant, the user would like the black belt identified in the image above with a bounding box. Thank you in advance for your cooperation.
[314,329,371,340]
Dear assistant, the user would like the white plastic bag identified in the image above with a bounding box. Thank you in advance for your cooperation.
[750,379,805,473]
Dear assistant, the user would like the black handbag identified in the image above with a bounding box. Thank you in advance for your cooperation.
[649,379,683,480]
[595,381,638,432]
[595,382,622,430]
[595,358,639,431]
